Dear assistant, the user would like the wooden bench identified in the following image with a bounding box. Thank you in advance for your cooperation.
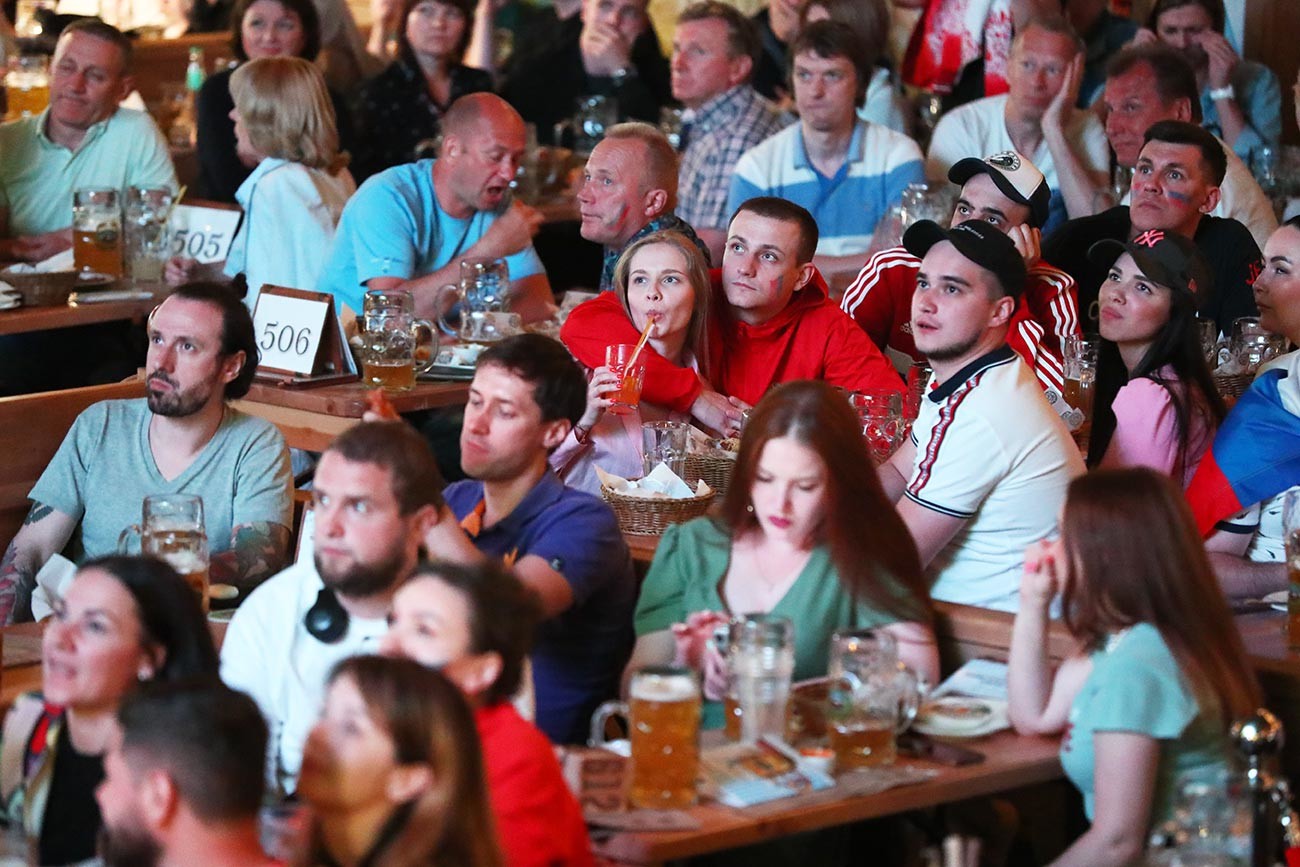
[0,380,144,552]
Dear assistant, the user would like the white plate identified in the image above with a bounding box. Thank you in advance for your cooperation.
[1265,590,1288,612]
[913,697,1010,738]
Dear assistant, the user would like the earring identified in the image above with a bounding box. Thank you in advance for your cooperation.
[138,669,152,681]
[746,503,755,513]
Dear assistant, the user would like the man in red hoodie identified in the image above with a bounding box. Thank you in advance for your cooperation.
[560,196,902,434]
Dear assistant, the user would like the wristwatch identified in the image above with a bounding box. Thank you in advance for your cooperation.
[1208,84,1236,101]
[611,66,634,84]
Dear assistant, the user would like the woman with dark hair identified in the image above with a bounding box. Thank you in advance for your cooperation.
[196,0,354,202]
[554,230,712,494]
[1009,468,1260,865]
[352,0,492,182]
[0,556,218,866]
[629,380,938,728]
[1085,232,1225,484]
[297,655,503,867]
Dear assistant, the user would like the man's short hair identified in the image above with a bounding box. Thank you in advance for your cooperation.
[788,20,869,104]
[1143,119,1227,186]
[1105,43,1203,123]
[1010,14,1084,56]
[730,197,819,265]
[1148,0,1225,33]
[441,92,520,143]
[410,560,542,706]
[229,0,322,62]
[477,334,587,426]
[59,19,133,73]
[169,282,258,399]
[604,122,680,212]
[677,1,760,68]
[116,680,267,822]
[325,421,447,514]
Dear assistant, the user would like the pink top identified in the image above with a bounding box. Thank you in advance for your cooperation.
[1099,367,1215,486]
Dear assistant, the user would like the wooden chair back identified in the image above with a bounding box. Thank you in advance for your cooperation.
[933,601,1075,673]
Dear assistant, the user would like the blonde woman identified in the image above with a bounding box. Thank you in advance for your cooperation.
[168,56,356,310]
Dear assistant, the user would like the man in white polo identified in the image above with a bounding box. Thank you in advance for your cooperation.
[878,219,1084,611]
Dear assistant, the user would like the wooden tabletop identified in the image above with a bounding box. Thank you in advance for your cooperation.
[1236,609,1300,678]
[591,729,1063,866]
[0,283,167,337]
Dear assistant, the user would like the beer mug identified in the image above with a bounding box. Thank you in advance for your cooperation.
[1215,317,1286,375]
[124,186,174,282]
[1062,335,1099,453]
[553,94,618,154]
[73,187,123,277]
[848,390,904,464]
[641,421,688,478]
[725,614,796,745]
[589,667,702,809]
[904,360,933,423]
[118,494,210,611]
[360,289,437,391]
[434,258,515,343]
[825,628,921,770]
[4,54,50,121]
[1197,317,1219,366]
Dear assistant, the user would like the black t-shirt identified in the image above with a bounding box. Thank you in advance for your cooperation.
[1042,205,1262,335]
[750,8,789,103]
[37,733,105,866]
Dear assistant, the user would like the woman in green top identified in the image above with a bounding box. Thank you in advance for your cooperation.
[630,381,939,726]
[1009,468,1261,865]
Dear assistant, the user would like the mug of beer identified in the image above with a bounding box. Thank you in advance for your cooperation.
[434,258,511,342]
[588,667,701,809]
[73,187,124,278]
[1062,335,1099,454]
[3,54,50,121]
[825,628,921,771]
[359,289,437,391]
[118,494,210,611]
[848,390,904,465]
[125,186,174,282]
[726,614,796,745]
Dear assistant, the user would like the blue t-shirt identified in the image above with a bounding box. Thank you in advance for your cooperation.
[444,472,636,744]
[317,159,545,315]
[1060,622,1232,823]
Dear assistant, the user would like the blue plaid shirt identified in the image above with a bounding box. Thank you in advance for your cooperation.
[677,85,790,232]
[599,212,711,292]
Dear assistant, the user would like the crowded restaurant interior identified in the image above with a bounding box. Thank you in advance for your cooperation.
[3,0,1300,863]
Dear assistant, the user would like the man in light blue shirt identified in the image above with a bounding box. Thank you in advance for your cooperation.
[319,93,554,323]
[0,19,177,262]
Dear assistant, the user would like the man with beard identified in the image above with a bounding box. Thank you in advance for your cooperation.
[0,283,293,624]
[96,681,275,867]
[877,220,1084,612]
[221,420,479,793]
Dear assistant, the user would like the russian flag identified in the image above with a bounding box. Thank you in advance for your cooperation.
[1187,370,1300,536]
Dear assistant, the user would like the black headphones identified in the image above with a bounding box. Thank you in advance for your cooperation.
[304,587,349,644]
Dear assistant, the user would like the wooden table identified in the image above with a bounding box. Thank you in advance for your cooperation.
[0,284,168,337]
[234,378,472,451]
[591,729,1063,866]
[1236,609,1300,678]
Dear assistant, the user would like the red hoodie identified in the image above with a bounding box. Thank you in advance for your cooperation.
[560,269,902,412]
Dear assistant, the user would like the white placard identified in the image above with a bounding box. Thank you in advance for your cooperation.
[252,292,328,374]
[168,205,243,263]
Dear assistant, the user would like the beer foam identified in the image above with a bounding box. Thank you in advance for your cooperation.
[630,675,697,702]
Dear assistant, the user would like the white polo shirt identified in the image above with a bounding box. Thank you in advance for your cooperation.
[220,559,388,795]
[907,346,1085,611]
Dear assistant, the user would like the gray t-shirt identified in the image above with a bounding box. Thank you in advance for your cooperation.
[29,399,293,562]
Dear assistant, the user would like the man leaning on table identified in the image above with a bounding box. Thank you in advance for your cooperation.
[877,220,1084,612]
[0,19,176,262]
[0,284,293,624]
[318,92,555,324]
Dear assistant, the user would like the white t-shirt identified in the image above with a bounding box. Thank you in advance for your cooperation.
[906,346,1086,610]
[220,559,388,794]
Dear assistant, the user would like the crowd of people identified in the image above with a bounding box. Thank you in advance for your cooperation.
[1,0,1298,863]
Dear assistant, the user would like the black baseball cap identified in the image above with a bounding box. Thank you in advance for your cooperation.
[1086,229,1213,300]
[948,150,1052,229]
[903,219,1028,299]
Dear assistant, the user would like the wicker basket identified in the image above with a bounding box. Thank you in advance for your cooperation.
[1214,370,1253,401]
[0,270,80,307]
[684,453,735,496]
[600,486,715,535]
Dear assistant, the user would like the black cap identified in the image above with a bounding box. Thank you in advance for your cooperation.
[903,219,1028,299]
[1086,229,1213,300]
[948,151,1053,229]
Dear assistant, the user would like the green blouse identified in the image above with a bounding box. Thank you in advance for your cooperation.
[635,517,927,729]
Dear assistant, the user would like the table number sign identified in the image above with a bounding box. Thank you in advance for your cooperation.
[252,286,357,386]
[168,205,243,263]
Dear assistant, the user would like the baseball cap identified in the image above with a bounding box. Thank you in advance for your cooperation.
[948,150,1052,229]
[903,219,1028,299]
[1086,229,1212,300]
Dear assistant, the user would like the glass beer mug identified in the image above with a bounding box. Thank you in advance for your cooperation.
[73,187,123,277]
[118,494,210,610]
[825,629,921,770]
[435,259,519,343]
[552,94,618,154]
[359,289,437,391]
[589,667,702,809]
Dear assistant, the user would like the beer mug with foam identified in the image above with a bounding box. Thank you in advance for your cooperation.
[589,667,701,809]
[119,494,210,610]
[825,629,921,771]
[360,289,437,391]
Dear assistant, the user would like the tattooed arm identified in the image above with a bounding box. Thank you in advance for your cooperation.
[209,522,291,592]
[0,501,78,624]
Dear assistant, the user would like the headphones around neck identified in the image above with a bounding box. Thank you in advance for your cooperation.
[304,587,349,644]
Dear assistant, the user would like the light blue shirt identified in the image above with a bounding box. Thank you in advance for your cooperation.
[318,159,544,315]
[727,120,923,257]
[1201,60,1282,163]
